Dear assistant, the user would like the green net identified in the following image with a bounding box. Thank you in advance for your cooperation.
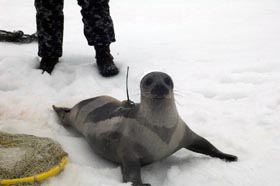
[0,131,67,186]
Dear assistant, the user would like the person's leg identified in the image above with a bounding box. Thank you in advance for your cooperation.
[35,0,64,74]
[77,0,119,77]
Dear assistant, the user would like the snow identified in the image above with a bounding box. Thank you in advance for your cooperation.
[1,0,280,185]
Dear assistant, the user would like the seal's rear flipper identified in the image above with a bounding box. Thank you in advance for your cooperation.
[53,105,71,126]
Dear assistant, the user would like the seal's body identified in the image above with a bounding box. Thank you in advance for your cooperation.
[54,72,237,186]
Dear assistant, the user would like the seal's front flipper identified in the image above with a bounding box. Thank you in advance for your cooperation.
[120,153,151,186]
[185,134,238,162]
[53,105,71,126]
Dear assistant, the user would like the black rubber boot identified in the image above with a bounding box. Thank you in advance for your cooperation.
[39,57,59,74]
[95,45,119,77]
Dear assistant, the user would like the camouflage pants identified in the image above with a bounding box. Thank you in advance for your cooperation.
[35,0,116,58]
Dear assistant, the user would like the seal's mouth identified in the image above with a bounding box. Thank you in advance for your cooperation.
[152,95,170,99]
[142,95,171,100]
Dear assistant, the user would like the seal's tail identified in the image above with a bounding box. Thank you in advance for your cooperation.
[53,105,71,126]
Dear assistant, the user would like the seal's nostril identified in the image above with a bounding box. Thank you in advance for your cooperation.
[151,84,169,97]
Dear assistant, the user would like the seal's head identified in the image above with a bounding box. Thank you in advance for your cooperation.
[140,72,174,99]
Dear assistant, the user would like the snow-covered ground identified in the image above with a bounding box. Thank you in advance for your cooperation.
[1,0,280,185]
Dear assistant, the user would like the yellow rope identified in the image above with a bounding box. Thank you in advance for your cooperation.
[1,156,68,186]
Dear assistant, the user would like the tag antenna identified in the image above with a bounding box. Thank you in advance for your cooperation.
[126,66,130,101]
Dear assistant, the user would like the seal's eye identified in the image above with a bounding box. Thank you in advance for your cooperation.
[164,77,172,86]
[145,78,153,86]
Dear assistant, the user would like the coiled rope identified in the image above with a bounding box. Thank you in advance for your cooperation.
[0,30,37,43]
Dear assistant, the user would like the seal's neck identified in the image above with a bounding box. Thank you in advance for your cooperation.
[139,96,179,128]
